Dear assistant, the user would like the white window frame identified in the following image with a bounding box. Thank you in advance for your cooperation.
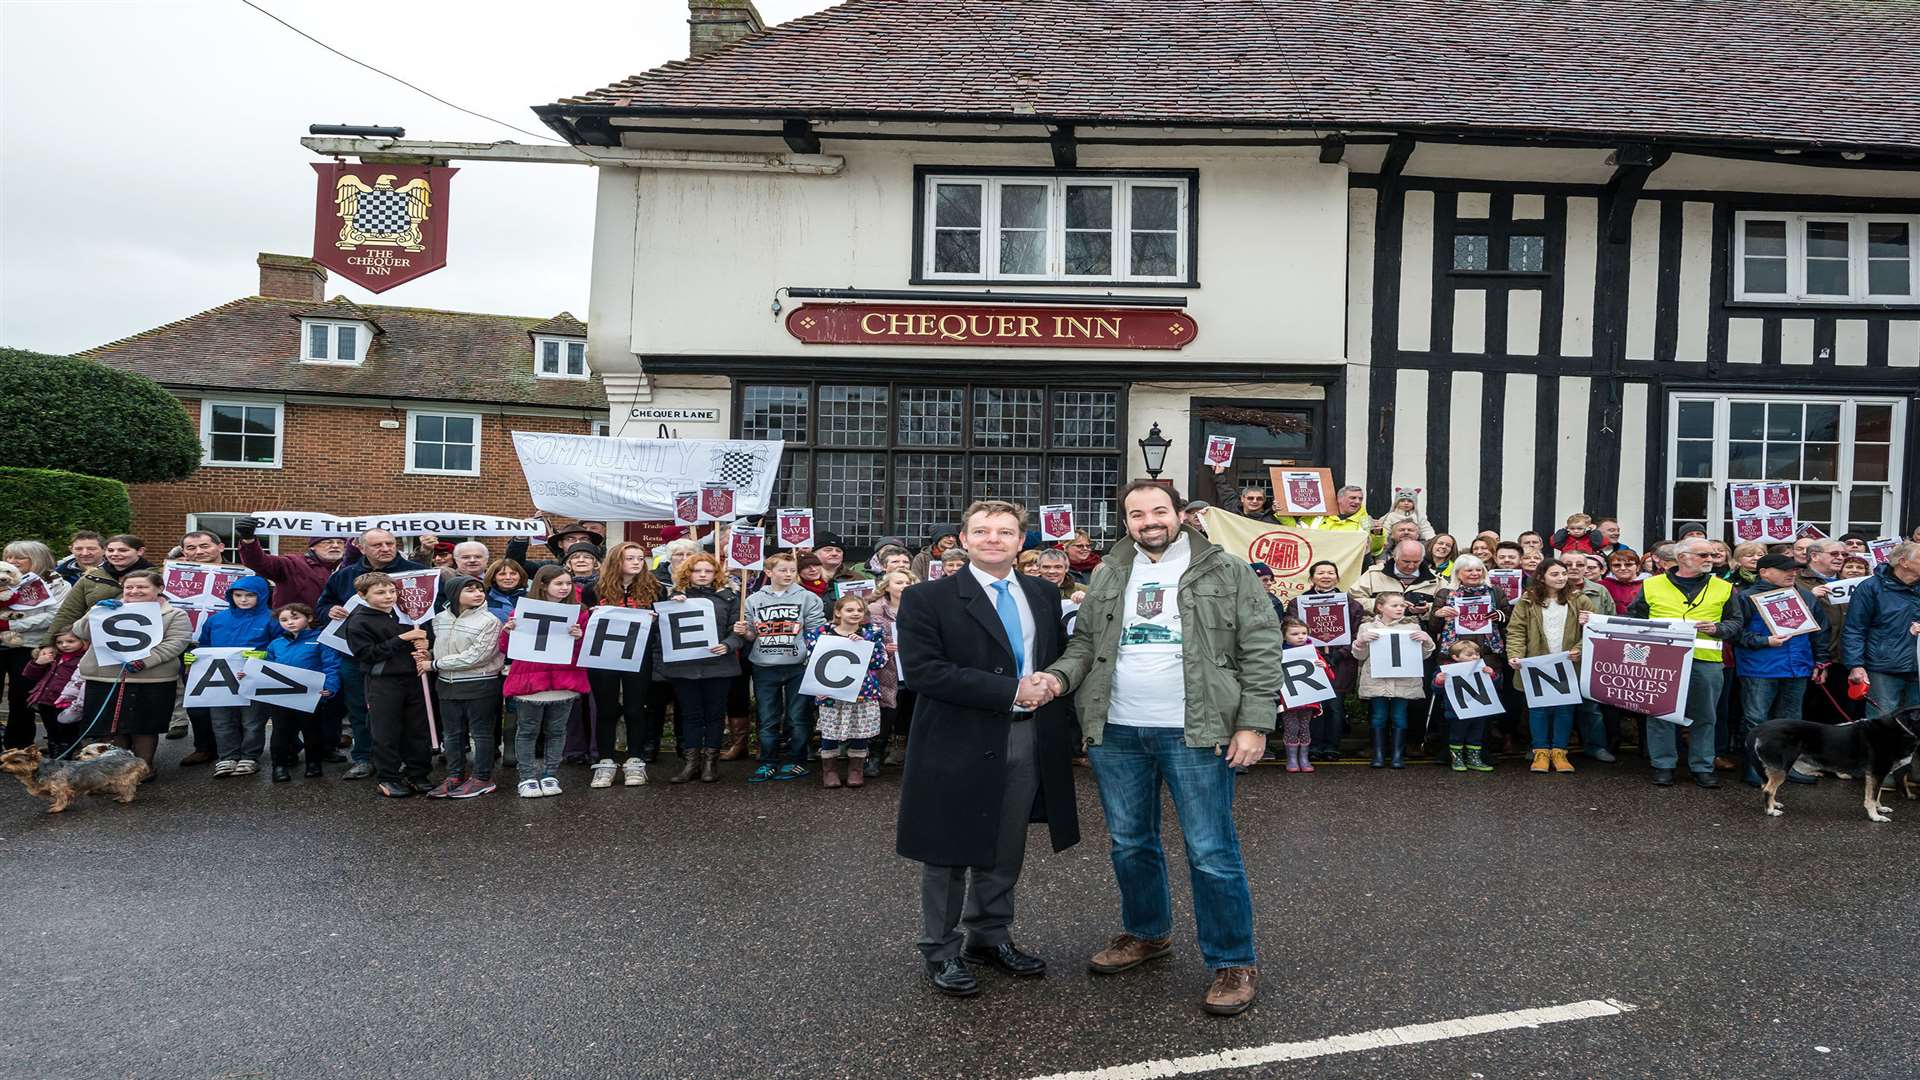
[534,335,590,380]
[1665,392,1907,539]
[591,419,611,437]
[299,319,372,365]
[186,514,277,559]
[198,399,284,469]
[405,410,482,476]
[920,173,1191,284]
[1733,211,1920,303]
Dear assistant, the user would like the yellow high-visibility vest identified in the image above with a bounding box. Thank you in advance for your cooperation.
[1640,573,1733,663]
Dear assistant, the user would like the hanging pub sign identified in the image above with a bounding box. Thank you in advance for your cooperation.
[785,304,1197,350]
[311,163,455,292]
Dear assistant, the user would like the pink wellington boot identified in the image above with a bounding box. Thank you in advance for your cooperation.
[1297,745,1315,772]
[1285,745,1302,773]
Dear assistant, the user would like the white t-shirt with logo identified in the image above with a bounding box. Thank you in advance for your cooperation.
[1108,535,1191,728]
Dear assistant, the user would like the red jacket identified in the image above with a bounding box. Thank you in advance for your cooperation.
[499,608,592,698]
[237,539,356,611]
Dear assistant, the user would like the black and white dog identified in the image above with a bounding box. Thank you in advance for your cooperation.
[1748,707,1920,822]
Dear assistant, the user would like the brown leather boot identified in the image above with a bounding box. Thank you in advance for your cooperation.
[718,716,750,760]
[821,755,841,788]
[1088,933,1173,974]
[845,755,866,787]
[1202,966,1259,1016]
[699,747,718,783]
[668,751,699,785]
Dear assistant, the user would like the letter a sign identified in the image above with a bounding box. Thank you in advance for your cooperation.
[311,163,456,292]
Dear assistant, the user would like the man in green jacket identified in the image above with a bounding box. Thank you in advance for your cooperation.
[1031,479,1283,1018]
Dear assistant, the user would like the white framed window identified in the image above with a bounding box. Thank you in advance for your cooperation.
[300,319,372,364]
[591,419,611,437]
[535,335,589,379]
[187,514,276,561]
[199,400,283,468]
[1733,212,1919,303]
[405,410,481,476]
[920,173,1191,283]
[1667,393,1907,540]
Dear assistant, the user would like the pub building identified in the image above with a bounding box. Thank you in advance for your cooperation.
[538,0,1919,556]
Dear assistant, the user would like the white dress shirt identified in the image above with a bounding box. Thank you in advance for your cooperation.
[970,562,1036,712]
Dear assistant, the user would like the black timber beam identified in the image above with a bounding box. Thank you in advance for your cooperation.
[782,119,822,154]
[1601,143,1672,243]
[1050,124,1078,169]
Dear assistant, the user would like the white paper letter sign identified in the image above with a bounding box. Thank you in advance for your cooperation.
[578,607,656,672]
[1824,580,1857,606]
[1277,644,1336,710]
[507,598,582,663]
[317,596,364,655]
[87,603,165,665]
[798,633,875,702]
[239,661,327,713]
[655,598,720,662]
[1512,652,1582,708]
[184,647,251,707]
[1440,659,1503,718]
[1366,625,1424,679]
[1039,505,1075,543]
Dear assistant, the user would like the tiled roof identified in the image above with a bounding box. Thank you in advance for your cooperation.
[544,0,1920,153]
[528,312,587,337]
[81,296,604,409]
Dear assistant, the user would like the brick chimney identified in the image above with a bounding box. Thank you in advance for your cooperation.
[257,253,327,302]
[689,0,764,57]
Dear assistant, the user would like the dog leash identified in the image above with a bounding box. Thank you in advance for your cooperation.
[55,663,129,761]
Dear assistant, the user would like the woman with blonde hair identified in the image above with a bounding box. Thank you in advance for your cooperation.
[586,541,664,787]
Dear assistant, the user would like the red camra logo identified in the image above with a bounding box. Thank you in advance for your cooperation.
[1249,530,1313,573]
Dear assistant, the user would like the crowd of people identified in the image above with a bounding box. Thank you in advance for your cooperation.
[3,479,1917,802]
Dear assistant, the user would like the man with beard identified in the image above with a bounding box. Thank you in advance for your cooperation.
[1033,481,1283,1017]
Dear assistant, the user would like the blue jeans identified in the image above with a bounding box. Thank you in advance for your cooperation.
[1739,675,1809,782]
[1575,700,1608,755]
[1645,661,1723,773]
[753,663,811,766]
[1086,723,1256,970]
[1368,698,1409,731]
[1529,704,1574,750]
[1864,672,1920,720]
[339,657,370,764]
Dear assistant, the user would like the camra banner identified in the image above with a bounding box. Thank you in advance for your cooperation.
[1198,509,1368,601]
[512,433,784,522]
[1578,616,1697,723]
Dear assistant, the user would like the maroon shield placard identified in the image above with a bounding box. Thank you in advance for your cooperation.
[9,575,50,609]
[1731,485,1760,513]
[1488,569,1523,603]
[1762,595,1808,630]
[1136,583,1166,619]
[699,484,736,522]
[1040,505,1074,542]
[1204,436,1235,466]
[1794,523,1827,540]
[1762,483,1792,510]
[312,163,456,293]
[1299,594,1350,646]
[1734,517,1763,541]
[1453,594,1495,635]
[729,527,764,570]
[673,492,700,527]
[165,565,209,602]
[1586,635,1690,717]
[393,572,439,625]
[927,561,946,581]
[777,509,814,548]
[207,567,245,602]
[1763,513,1795,541]
[1287,477,1324,511]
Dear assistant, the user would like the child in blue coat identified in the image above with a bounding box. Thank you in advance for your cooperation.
[195,574,277,775]
[262,602,342,781]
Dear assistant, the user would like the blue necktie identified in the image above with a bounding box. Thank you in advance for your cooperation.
[992,579,1026,677]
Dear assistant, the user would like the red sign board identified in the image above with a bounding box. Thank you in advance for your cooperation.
[785,303,1196,350]
[311,163,456,292]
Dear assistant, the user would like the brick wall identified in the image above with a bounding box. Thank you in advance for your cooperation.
[130,398,598,553]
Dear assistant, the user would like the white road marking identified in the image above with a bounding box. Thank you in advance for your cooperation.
[1025,998,1639,1080]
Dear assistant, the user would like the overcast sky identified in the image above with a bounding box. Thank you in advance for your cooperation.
[0,0,834,355]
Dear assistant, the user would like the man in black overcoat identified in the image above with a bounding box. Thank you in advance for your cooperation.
[895,499,1080,997]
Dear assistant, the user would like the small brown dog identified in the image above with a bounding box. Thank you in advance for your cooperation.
[0,744,145,813]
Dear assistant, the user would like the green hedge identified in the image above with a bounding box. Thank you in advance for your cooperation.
[0,467,131,546]
[0,347,201,484]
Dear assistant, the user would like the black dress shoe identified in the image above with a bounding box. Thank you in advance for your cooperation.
[271,766,291,783]
[304,762,324,778]
[323,750,349,764]
[924,956,979,997]
[1651,768,1675,786]
[407,776,435,795]
[1692,772,1720,789]
[965,941,1046,977]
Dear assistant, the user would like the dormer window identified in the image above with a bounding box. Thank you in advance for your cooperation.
[302,319,371,365]
[535,335,589,379]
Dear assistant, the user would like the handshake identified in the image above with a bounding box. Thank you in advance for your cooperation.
[1015,672,1063,709]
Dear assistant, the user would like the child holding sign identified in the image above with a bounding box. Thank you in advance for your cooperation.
[1349,593,1434,769]
[804,595,889,789]
[70,570,193,777]
[425,577,505,798]
[659,553,743,785]
[1430,640,1497,773]
[261,603,341,782]
[1275,619,1333,773]
[195,575,277,777]
[1505,559,1598,774]
[501,567,590,798]
[343,572,436,799]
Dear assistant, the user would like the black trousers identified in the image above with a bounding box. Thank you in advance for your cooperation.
[38,703,81,752]
[588,666,666,760]
[0,648,35,749]
[364,676,431,784]
[265,702,331,766]
[671,676,731,750]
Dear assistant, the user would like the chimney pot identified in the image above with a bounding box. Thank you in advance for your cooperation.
[688,0,765,58]
[257,253,327,303]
